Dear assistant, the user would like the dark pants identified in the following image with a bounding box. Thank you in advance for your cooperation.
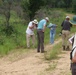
[37,30,44,52]
[71,63,76,75]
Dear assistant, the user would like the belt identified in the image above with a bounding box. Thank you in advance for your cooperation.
[38,29,43,30]
[71,61,76,64]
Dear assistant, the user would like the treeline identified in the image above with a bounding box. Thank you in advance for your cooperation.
[0,0,76,21]
[0,0,76,35]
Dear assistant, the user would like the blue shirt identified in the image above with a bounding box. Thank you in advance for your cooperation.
[37,19,46,29]
[47,24,57,33]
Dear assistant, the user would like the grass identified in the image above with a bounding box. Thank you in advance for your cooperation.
[44,42,62,60]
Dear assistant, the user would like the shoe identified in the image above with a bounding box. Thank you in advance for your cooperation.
[41,50,44,53]
[37,50,40,53]
[66,46,70,50]
[63,46,65,50]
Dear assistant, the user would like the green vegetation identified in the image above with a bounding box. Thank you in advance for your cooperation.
[0,7,75,56]
[0,0,76,57]
[44,42,62,60]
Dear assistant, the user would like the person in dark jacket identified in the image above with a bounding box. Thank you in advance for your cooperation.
[61,16,72,50]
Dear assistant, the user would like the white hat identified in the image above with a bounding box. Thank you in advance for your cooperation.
[66,16,70,19]
[45,17,49,21]
[32,19,38,24]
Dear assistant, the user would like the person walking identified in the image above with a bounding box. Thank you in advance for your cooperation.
[37,17,49,53]
[47,23,57,44]
[61,16,72,50]
[26,19,38,48]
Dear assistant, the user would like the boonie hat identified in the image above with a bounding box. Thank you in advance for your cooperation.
[70,15,76,25]
[33,19,38,24]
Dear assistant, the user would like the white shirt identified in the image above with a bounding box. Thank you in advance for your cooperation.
[26,21,34,35]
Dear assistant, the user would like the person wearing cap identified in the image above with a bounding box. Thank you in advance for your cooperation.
[26,19,38,48]
[61,16,72,50]
[37,17,49,53]
[47,23,57,44]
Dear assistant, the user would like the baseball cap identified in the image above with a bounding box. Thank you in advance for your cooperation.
[66,16,70,19]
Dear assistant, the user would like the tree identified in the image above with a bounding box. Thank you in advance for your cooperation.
[72,0,76,13]
[0,0,13,27]
[21,0,45,20]
[0,0,15,35]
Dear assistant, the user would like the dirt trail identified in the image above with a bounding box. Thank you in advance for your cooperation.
[0,38,71,75]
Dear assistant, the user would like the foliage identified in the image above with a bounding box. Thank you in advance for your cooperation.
[72,0,76,13]
[21,0,45,20]
[44,42,62,60]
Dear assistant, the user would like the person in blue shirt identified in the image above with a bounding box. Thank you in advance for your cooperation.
[37,17,49,53]
[47,23,57,44]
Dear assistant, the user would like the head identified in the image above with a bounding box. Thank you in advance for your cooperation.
[66,16,70,20]
[45,17,49,22]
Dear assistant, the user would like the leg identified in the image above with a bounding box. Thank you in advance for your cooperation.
[50,32,53,44]
[31,34,36,47]
[39,31,44,53]
[26,33,30,48]
[37,31,40,52]
[52,31,56,44]
[62,30,66,50]
[65,31,70,50]
[71,63,76,75]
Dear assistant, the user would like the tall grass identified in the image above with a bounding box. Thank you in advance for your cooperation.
[44,42,62,60]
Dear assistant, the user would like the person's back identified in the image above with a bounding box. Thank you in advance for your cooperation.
[37,19,46,29]
[61,20,72,31]
[61,16,72,50]
[37,17,49,53]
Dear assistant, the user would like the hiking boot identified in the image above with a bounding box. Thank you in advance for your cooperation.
[63,46,65,50]
[66,46,70,51]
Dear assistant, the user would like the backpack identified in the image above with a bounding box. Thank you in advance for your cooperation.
[70,46,76,60]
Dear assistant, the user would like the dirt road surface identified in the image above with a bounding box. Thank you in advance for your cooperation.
[0,38,72,75]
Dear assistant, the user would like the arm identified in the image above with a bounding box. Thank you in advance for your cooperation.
[61,21,64,27]
[69,36,74,44]
[43,25,46,32]
[28,22,34,29]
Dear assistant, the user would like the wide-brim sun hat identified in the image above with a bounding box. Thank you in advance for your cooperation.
[45,17,49,21]
[70,15,76,25]
[33,19,38,24]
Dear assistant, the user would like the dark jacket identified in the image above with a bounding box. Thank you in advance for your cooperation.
[61,20,72,31]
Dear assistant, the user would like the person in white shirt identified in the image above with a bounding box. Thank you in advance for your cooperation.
[26,19,38,48]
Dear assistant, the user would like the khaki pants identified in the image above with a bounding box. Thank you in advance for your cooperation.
[26,34,35,48]
[62,30,70,48]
